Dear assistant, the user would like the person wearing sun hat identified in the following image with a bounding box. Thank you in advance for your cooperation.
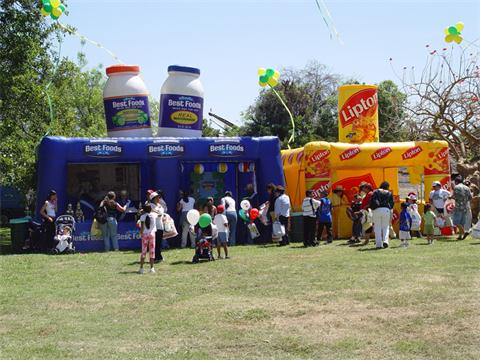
[406,192,422,238]
[451,175,473,240]
[429,181,450,215]
[331,185,349,239]
[148,191,165,262]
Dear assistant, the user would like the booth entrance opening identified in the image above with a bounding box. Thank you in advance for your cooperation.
[67,163,140,218]
[181,161,257,207]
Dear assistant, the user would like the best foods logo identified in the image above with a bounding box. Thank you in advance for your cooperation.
[402,146,423,160]
[339,88,378,128]
[371,147,392,160]
[340,147,361,161]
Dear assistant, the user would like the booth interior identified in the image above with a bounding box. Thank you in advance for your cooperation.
[35,136,284,251]
[282,140,451,240]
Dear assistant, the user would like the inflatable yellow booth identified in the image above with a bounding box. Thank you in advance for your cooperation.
[282,85,451,239]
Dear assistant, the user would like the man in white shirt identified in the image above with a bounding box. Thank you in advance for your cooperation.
[429,181,450,215]
[302,190,320,247]
[274,185,291,246]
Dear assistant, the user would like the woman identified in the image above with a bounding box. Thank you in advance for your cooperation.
[370,181,394,249]
[221,191,237,246]
[40,190,57,249]
[149,192,164,262]
[99,191,127,251]
[203,197,217,218]
[176,190,196,248]
[156,189,168,213]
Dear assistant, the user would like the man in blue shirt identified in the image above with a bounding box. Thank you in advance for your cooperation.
[316,190,333,244]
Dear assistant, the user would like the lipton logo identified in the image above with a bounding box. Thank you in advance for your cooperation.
[436,147,449,160]
[84,143,123,158]
[310,149,330,163]
[339,88,378,127]
[148,143,185,158]
[402,146,422,160]
[340,147,361,161]
[371,147,392,160]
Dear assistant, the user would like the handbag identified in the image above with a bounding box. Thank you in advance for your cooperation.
[94,206,107,224]
[248,223,261,239]
[162,214,178,239]
[90,219,102,239]
[273,220,286,237]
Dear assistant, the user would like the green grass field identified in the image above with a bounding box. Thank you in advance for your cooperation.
[1,234,480,359]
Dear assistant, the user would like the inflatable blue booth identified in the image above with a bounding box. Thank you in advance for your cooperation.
[35,136,285,251]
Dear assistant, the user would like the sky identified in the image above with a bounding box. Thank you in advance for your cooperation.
[59,0,480,129]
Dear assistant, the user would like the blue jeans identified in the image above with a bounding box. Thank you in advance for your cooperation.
[101,217,118,251]
[226,211,237,246]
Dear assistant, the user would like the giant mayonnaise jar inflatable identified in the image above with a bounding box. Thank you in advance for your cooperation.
[338,85,379,143]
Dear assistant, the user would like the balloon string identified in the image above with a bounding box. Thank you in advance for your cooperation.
[58,22,124,63]
[313,0,343,45]
[44,34,63,136]
[271,87,295,150]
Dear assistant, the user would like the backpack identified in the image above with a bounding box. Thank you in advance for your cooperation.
[317,198,331,220]
[94,206,108,224]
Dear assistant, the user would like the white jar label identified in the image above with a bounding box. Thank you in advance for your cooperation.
[103,95,151,131]
[159,94,203,131]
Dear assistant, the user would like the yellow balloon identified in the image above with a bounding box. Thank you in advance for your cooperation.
[258,68,266,76]
[267,78,278,87]
[41,8,50,16]
[52,6,63,17]
[273,70,280,79]
[456,21,464,32]
[445,34,454,43]
[454,35,463,44]
[51,0,61,8]
[259,80,267,87]
[444,27,450,36]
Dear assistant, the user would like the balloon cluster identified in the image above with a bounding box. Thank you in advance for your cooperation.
[258,68,280,87]
[444,22,464,44]
[186,209,212,228]
[238,200,260,222]
[41,0,65,20]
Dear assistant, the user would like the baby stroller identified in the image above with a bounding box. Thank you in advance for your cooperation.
[192,225,215,263]
[52,215,76,254]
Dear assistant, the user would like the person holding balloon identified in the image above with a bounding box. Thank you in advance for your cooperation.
[177,190,196,248]
[221,191,237,246]
[213,205,229,259]
[274,185,291,246]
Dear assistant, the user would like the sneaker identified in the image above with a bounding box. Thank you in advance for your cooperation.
[383,242,389,249]
[138,268,145,274]
[150,267,156,273]
[462,231,470,240]
[225,256,230,259]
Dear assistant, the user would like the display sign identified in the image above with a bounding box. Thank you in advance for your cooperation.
[208,142,245,157]
[147,143,185,158]
[83,143,123,158]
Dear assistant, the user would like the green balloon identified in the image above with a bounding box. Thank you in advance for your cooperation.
[198,213,212,228]
[58,4,66,12]
[266,68,275,77]
[50,13,59,20]
[43,0,52,12]
[259,75,269,83]
[448,26,458,35]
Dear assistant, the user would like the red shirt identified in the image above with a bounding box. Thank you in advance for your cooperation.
[361,191,373,210]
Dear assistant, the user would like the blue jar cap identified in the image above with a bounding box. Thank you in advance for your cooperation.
[168,65,200,75]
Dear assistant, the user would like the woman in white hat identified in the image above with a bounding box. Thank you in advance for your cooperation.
[148,192,164,262]
[406,192,422,238]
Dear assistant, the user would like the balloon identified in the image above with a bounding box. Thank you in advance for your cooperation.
[194,163,204,174]
[258,67,280,88]
[249,208,259,221]
[238,209,249,221]
[50,0,61,8]
[42,0,52,12]
[52,6,62,17]
[50,13,59,20]
[198,213,212,228]
[41,8,50,16]
[240,199,251,211]
[186,209,200,226]
[58,3,66,12]
[217,162,228,173]
[443,22,464,44]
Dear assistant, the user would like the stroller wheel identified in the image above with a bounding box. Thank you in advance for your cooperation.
[192,255,199,264]
[51,248,58,255]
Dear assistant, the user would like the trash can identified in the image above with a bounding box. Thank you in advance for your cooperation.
[290,213,304,243]
[9,217,31,253]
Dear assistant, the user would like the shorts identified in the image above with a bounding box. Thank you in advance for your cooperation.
[399,230,411,240]
[424,224,435,235]
[364,226,374,234]
[452,211,467,227]
[141,233,155,259]
[213,232,228,246]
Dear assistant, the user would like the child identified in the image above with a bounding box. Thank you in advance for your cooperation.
[54,226,73,253]
[406,193,422,238]
[347,194,363,244]
[316,190,333,244]
[423,204,437,245]
[139,204,157,274]
[399,202,412,247]
[213,205,229,259]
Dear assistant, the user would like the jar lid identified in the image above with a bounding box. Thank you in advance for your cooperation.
[167,65,200,75]
[106,65,140,75]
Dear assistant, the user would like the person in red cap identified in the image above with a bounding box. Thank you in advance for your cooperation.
[213,204,229,259]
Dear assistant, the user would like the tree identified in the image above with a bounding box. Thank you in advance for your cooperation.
[377,80,408,142]
[0,1,107,193]
[399,47,480,162]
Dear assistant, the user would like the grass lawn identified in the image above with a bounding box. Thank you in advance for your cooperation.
[1,235,480,359]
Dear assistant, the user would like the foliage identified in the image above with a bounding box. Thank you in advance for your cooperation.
[0,1,106,193]
[399,48,480,162]
[377,80,408,142]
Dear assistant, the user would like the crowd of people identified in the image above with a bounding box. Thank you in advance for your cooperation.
[38,174,477,265]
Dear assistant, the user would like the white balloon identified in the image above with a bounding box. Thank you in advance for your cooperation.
[240,200,251,211]
[186,209,200,226]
